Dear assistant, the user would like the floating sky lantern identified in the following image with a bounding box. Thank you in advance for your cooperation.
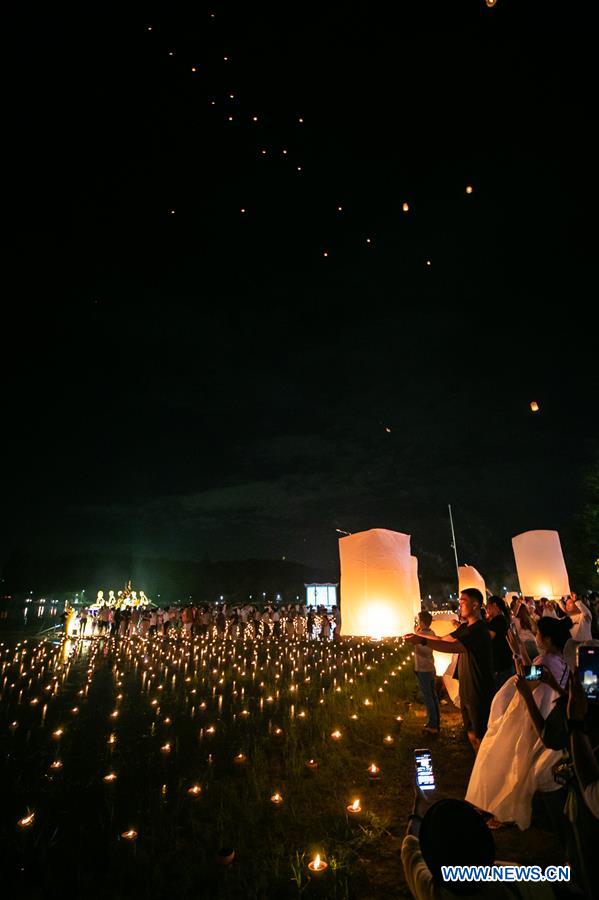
[466,185,474,194]
[530,400,539,412]
[402,202,409,212]
[512,530,570,599]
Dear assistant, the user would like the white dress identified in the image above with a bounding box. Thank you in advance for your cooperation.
[465,656,568,829]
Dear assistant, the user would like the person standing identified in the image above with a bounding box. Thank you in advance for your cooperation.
[405,588,494,753]
[486,596,514,690]
[413,611,440,735]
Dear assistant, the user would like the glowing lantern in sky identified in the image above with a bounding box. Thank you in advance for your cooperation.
[485,0,497,7]
[530,400,539,412]
[402,202,410,212]
[512,530,570,599]
[339,529,415,638]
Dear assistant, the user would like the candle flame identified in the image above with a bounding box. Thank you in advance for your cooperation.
[351,799,360,811]
[18,812,35,827]
[313,854,321,870]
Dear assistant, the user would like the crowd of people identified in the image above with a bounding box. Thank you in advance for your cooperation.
[403,590,599,899]
[73,601,342,641]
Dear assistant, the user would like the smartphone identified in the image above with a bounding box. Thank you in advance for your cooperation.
[577,646,598,702]
[414,748,436,791]
[524,664,543,681]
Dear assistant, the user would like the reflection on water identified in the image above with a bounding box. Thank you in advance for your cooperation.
[0,599,65,633]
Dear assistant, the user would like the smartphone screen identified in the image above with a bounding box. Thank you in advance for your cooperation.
[414,749,435,791]
[577,646,598,702]
[524,664,543,681]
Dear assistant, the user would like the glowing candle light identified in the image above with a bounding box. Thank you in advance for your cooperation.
[530,400,539,412]
[160,743,171,753]
[103,772,118,782]
[347,798,362,814]
[330,729,342,740]
[383,734,394,745]
[187,785,202,796]
[270,791,283,806]
[121,829,137,841]
[305,758,318,770]
[233,753,247,765]
[368,763,381,779]
[402,202,409,212]
[52,728,63,739]
[308,853,328,873]
[18,812,35,828]
[50,760,63,770]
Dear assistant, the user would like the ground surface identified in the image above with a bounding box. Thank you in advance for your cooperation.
[0,633,564,899]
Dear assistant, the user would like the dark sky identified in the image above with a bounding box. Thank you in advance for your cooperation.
[4,2,597,575]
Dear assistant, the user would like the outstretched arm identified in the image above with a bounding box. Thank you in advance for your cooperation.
[403,633,466,654]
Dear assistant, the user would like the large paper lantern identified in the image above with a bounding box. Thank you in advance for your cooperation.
[458,565,487,603]
[430,612,458,679]
[339,529,414,638]
[512,530,570,599]
[410,556,421,619]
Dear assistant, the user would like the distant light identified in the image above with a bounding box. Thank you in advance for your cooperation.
[251,116,258,122]
[530,400,540,412]
[466,185,474,194]
[426,260,431,266]
[486,0,497,7]
[402,202,409,212]
[191,67,197,73]
[337,206,343,212]
[298,117,304,123]
[229,94,235,99]
[385,426,391,433]
[223,56,229,61]
[240,208,246,214]
[169,209,176,215]
[146,26,153,32]
[323,251,329,257]
[365,238,372,244]
[168,51,174,57]
[296,166,302,171]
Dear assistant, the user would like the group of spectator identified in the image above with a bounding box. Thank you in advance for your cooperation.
[403,589,599,899]
[76,601,342,641]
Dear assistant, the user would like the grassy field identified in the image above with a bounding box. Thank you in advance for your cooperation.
[0,632,563,899]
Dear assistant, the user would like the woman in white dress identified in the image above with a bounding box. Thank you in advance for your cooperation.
[465,615,572,829]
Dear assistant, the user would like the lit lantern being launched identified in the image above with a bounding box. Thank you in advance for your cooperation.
[339,529,416,638]
[458,566,487,605]
[512,530,570,599]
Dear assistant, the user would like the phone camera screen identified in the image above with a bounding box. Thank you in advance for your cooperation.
[415,751,435,790]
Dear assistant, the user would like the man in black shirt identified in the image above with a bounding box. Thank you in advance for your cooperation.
[486,595,514,690]
[404,588,494,753]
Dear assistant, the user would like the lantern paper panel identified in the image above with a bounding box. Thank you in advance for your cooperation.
[339,529,414,638]
[430,613,458,678]
[410,555,421,619]
[512,530,570,599]
[458,565,487,603]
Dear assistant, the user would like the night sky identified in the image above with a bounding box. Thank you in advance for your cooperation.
[5,2,597,577]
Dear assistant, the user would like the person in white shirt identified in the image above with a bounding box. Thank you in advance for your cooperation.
[558,594,593,642]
